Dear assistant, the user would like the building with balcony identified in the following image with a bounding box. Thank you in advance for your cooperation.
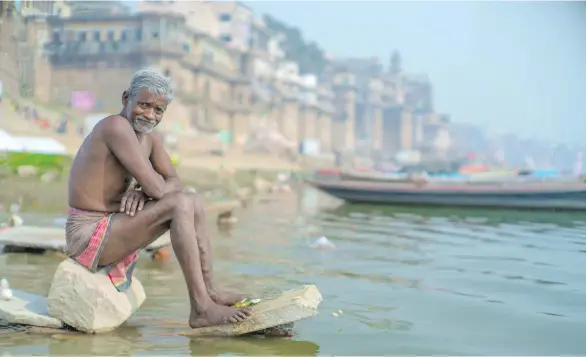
[35,12,185,112]
[24,9,260,143]
[314,85,335,153]
[327,69,357,153]
[325,56,388,154]
[137,0,252,52]
[174,28,251,138]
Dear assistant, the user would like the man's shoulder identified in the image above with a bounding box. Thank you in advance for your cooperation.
[99,114,129,130]
[95,115,133,138]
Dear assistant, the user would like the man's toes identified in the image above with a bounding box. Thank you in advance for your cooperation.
[233,314,245,322]
[242,308,252,315]
[236,311,248,319]
[228,316,237,323]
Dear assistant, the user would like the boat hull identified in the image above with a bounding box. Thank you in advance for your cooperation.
[307,180,586,210]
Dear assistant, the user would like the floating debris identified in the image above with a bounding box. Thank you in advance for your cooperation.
[331,309,344,317]
[0,278,12,300]
[310,236,336,250]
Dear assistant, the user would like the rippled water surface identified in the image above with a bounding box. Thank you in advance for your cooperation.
[1,187,586,355]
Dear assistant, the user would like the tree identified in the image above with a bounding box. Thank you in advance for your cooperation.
[263,15,328,76]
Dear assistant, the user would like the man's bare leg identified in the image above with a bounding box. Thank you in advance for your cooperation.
[188,193,245,306]
[99,192,251,328]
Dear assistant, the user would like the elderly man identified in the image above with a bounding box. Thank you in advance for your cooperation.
[65,68,250,328]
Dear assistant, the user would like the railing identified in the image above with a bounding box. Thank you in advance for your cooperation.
[43,39,188,57]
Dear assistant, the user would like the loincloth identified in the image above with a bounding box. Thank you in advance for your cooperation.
[65,208,138,292]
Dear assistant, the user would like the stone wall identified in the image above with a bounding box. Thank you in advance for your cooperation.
[0,16,24,97]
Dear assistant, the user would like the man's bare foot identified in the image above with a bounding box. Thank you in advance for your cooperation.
[208,289,247,306]
[189,304,252,328]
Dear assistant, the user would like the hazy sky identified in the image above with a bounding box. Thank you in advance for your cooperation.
[245,1,586,144]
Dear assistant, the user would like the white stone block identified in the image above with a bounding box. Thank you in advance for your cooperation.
[47,259,146,333]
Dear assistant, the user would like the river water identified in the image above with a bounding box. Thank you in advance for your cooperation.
[1,187,585,355]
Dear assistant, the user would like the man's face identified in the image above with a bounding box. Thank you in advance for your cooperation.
[122,88,168,134]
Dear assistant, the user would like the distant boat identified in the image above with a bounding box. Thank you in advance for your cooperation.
[339,169,523,185]
[306,179,586,210]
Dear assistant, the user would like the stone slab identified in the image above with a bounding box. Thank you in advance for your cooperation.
[181,284,322,337]
[0,289,64,329]
[0,226,65,250]
[47,259,146,333]
[0,200,241,253]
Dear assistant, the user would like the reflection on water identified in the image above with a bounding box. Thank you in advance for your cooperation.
[1,187,586,355]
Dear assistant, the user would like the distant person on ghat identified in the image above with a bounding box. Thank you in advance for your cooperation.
[65,67,251,328]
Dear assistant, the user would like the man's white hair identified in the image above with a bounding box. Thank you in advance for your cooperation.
[128,67,174,103]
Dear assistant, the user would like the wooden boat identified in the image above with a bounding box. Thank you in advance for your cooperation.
[338,169,579,186]
[339,170,412,183]
[306,179,586,210]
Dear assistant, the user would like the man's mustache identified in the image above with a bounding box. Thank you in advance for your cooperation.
[135,116,153,123]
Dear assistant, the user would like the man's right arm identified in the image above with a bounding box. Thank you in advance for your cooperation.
[101,116,166,199]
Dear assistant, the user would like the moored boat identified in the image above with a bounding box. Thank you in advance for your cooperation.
[338,168,577,186]
[306,179,586,210]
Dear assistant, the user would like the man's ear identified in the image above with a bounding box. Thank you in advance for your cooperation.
[122,90,129,106]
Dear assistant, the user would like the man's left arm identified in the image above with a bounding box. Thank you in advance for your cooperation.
[150,133,183,195]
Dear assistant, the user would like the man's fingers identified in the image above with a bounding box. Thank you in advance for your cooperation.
[120,194,128,212]
[129,196,140,216]
[137,197,146,211]
[125,195,136,215]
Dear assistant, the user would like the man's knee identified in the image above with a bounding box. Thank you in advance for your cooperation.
[185,192,206,218]
[165,191,194,216]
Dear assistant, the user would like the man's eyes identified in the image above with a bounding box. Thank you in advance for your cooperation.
[138,103,163,113]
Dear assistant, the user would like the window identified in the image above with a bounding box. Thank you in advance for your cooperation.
[152,31,160,40]
[51,29,61,43]
[203,49,214,64]
[107,29,115,41]
[120,29,128,42]
[93,29,100,41]
[135,28,142,41]
[219,13,231,22]
[203,80,210,97]
[77,30,87,42]
[220,34,232,43]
